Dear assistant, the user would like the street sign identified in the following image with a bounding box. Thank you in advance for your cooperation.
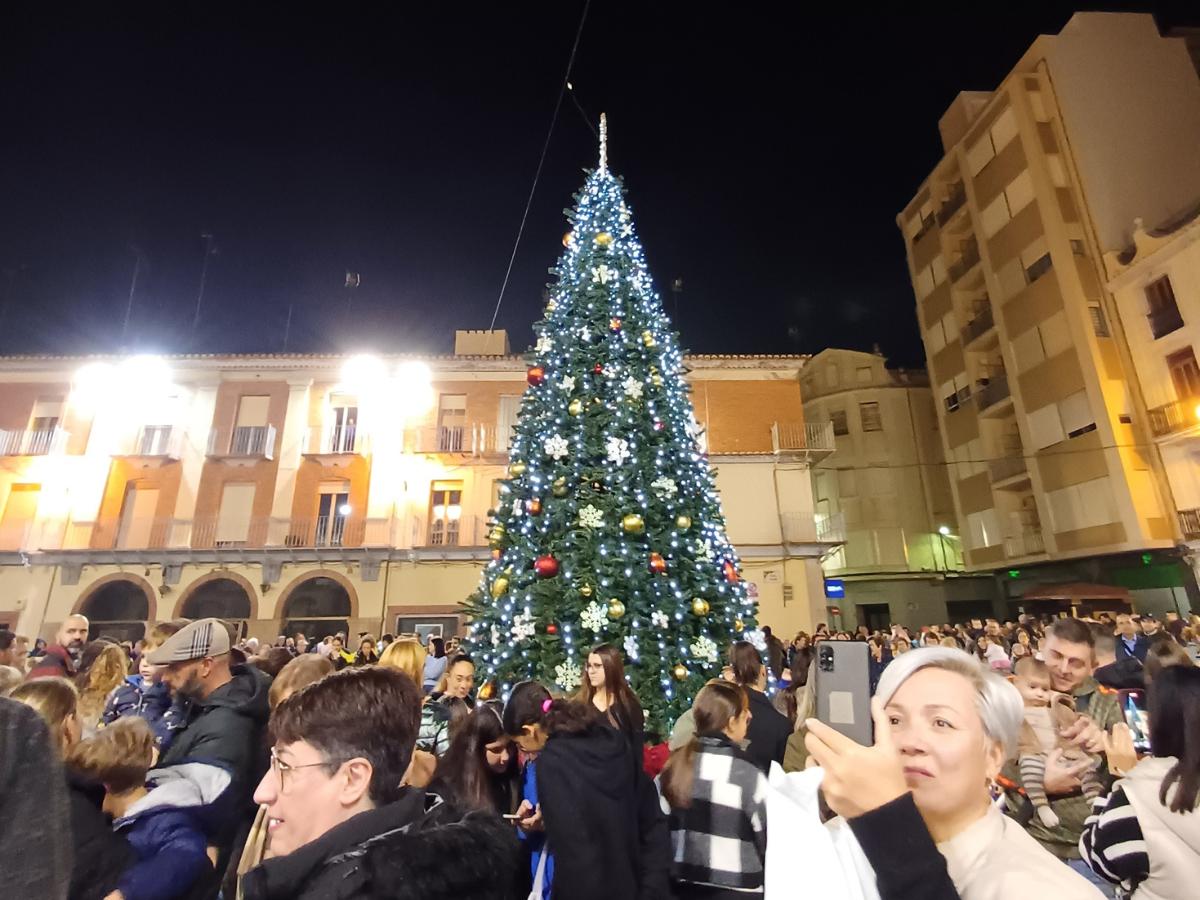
[824,578,845,599]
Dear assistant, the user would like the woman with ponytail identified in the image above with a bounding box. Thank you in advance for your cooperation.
[503,681,668,900]
[659,680,768,899]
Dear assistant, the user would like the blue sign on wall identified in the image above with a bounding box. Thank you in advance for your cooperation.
[824,578,845,599]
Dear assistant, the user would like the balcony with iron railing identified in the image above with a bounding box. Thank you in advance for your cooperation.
[1178,508,1200,540]
[303,424,368,456]
[1147,398,1199,438]
[949,241,981,282]
[0,426,69,456]
[771,421,835,460]
[780,511,846,545]
[123,425,184,459]
[936,184,967,226]
[207,425,277,460]
[1005,530,1046,558]
[961,304,995,346]
[975,373,1011,415]
[412,423,512,456]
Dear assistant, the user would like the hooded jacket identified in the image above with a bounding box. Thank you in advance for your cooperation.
[102,674,186,751]
[239,789,519,900]
[535,722,670,900]
[27,643,77,679]
[113,762,233,900]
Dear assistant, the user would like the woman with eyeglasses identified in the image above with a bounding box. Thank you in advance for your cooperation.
[579,643,644,749]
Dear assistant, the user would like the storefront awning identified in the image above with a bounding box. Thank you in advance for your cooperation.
[1021,582,1132,602]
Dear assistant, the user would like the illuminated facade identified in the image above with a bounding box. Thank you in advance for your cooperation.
[896,12,1200,615]
[0,331,837,643]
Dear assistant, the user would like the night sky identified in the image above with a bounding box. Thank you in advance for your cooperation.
[0,3,1193,365]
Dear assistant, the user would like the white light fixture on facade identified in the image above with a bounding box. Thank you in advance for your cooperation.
[938,525,951,536]
[338,503,353,516]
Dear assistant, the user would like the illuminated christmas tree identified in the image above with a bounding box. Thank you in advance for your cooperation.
[465,117,758,728]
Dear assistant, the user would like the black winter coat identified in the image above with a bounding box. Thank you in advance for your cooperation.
[536,723,670,900]
[65,769,137,900]
[742,688,790,773]
[239,789,519,900]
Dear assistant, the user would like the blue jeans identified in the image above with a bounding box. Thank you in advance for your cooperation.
[1067,858,1116,897]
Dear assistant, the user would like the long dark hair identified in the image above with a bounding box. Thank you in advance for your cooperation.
[431,703,516,812]
[1149,665,1200,813]
[659,681,747,809]
[729,641,764,688]
[502,680,595,738]
[578,644,644,734]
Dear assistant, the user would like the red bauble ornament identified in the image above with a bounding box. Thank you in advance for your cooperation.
[649,552,667,575]
[653,419,665,431]
[723,560,740,583]
[527,498,542,515]
[527,366,545,386]
[534,554,560,578]
[609,317,622,331]
[547,623,559,635]
[593,363,604,375]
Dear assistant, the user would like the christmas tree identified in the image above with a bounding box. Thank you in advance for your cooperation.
[465,117,758,729]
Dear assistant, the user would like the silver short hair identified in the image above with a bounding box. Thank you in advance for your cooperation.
[875,647,1023,757]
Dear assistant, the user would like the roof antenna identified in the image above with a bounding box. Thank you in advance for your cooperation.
[598,112,607,173]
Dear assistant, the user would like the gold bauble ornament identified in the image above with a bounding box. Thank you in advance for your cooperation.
[546,300,558,312]
[691,597,710,616]
[595,231,613,248]
[552,476,568,497]
[509,461,527,477]
[568,398,583,416]
[580,583,594,598]
[651,373,664,388]
[592,397,602,405]
[734,618,745,632]
[672,663,689,681]
[642,330,656,348]
[491,577,510,599]
[562,232,573,248]
[622,513,645,534]
[607,598,626,619]
[675,514,692,531]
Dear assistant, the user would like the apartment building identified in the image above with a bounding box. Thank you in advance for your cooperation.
[801,348,996,629]
[0,331,837,643]
[1106,207,1200,597]
[896,12,1200,617]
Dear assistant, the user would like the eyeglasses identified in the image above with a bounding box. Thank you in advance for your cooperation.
[269,747,341,792]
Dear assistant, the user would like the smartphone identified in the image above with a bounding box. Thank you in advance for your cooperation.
[814,641,872,745]
[502,813,523,820]
[1118,689,1150,754]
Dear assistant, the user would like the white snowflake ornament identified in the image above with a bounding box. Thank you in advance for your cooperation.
[690,635,719,663]
[580,601,607,633]
[650,477,678,499]
[558,375,575,392]
[743,629,768,652]
[697,539,716,562]
[554,660,583,691]
[622,377,643,400]
[510,611,536,642]
[578,505,604,529]
[578,326,591,342]
[605,436,631,465]
[591,264,615,285]
[535,335,554,353]
[651,611,670,629]
[544,434,569,460]
[623,635,640,661]
[490,625,501,647]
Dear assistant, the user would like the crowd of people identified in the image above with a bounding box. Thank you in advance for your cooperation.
[1,606,1198,899]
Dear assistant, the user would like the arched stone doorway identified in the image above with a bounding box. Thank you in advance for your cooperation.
[178,575,255,639]
[280,574,353,642]
[77,576,153,643]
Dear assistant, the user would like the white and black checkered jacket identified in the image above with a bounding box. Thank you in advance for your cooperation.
[658,733,769,892]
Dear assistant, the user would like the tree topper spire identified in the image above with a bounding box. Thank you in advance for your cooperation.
[599,112,608,173]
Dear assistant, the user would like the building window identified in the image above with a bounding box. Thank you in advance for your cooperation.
[1167,347,1200,400]
[316,482,351,547]
[429,481,462,546]
[859,402,882,432]
[1088,304,1109,338]
[1146,276,1184,340]
[830,409,849,435]
[328,399,358,453]
[1024,252,1053,285]
[437,395,467,451]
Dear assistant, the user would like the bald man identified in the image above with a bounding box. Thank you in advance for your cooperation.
[27,614,89,679]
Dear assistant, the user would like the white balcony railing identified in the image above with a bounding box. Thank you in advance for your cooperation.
[412,424,510,456]
[1004,531,1046,558]
[771,421,835,455]
[303,425,367,455]
[129,425,183,458]
[0,427,68,456]
[780,511,846,544]
[411,514,489,548]
[207,425,276,460]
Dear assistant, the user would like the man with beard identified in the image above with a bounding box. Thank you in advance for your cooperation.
[27,614,89,679]
[149,617,271,895]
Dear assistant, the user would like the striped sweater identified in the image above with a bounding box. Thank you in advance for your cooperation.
[1078,786,1148,892]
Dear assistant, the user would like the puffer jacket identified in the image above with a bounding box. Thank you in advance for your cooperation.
[113,762,233,900]
[65,768,137,900]
[102,674,186,751]
[239,790,519,900]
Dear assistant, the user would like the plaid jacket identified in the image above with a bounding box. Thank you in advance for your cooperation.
[659,734,768,891]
